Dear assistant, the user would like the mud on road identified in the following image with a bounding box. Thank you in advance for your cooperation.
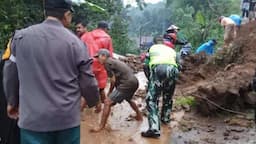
[80,101,255,144]
[80,22,256,143]
[80,72,255,144]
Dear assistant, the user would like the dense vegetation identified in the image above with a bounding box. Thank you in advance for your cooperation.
[0,0,133,55]
[128,0,240,50]
[0,0,43,50]
[0,0,240,54]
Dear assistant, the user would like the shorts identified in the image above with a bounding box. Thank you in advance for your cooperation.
[109,89,136,104]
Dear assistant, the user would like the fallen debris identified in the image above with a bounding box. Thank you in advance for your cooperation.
[225,117,254,128]
[119,54,143,73]
[178,23,256,115]
[134,89,146,98]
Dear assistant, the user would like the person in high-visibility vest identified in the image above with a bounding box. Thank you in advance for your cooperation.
[141,36,179,138]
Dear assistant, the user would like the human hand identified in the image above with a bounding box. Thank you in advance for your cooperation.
[80,97,87,111]
[7,104,19,120]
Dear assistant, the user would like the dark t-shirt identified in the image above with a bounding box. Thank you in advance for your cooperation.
[105,58,138,92]
[249,1,255,11]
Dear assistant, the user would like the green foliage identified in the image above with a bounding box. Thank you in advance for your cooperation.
[109,0,138,55]
[175,96,196,107]
[0,0,43,49]
[0,0,136,55]
[128,0,240,51]
[111,16,138,55]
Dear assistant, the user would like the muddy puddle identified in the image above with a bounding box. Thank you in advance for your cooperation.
[80,102,185,144]
[80,72,256,144]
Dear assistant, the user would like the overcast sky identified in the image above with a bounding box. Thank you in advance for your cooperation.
[72,0,162,6]
[123,0,162,6]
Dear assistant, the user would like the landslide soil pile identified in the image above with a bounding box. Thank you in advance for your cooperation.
[119,54,143,73]
[178,23,256,115]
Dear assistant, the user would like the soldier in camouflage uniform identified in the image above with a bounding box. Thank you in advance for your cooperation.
[141,36,179,138]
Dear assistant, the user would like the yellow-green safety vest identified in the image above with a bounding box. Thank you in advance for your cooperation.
[149,44,177,68]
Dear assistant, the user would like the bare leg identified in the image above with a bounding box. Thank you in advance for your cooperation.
[90,98,114,132]
[100,89,106,102]
[95,89,106,113]
[128,100,143,121]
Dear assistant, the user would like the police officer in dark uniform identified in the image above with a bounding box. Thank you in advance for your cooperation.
[3,0,99,144]
[0,36,20,144]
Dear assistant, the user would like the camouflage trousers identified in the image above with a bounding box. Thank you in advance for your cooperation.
[146,64,178,133]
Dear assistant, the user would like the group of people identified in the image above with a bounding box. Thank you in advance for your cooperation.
[241,0,256,20]
[3,0,249,143]
[195,14,243,56]
[75,17,143,133]
[1,0,181,143]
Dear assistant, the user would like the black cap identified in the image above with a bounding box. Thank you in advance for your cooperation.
[97,21,109,30]
[94,49,111,58]
[44,0,74,12]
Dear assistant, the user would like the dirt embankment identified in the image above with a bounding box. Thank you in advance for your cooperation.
[119,54,143,73]
[178,22,256,115]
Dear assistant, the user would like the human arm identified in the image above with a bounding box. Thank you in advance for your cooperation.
[108,38,114,57]
[76,42,99,108]
[143,53,150,79]
[108,75,115,96]
[3,37,19,119]
[104,62,115,96]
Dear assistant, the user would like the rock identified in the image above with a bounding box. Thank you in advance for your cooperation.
[245,92,256,105]
[207,127,216,133]
[179,119,194,132]
[232,135,240,140]
[201,138,216,144]
[223,131,230,137]
[229,127,245,133]
[227,117,254,127]
[184,140,199,144]
[173,105,183,112]
[205,124,216,133]
[182,104,191,112]
[135,89,146,98]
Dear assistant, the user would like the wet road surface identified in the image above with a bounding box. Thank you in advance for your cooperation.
[80,102,183,144]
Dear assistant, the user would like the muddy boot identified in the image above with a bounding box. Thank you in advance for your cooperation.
[161,100,173,125]
[141,130,160,138]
